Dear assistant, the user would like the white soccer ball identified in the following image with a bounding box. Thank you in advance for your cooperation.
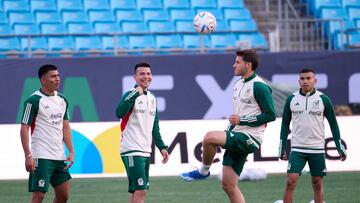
[193,11,217,34]
[273,200,283,203]
[309,200,325,203]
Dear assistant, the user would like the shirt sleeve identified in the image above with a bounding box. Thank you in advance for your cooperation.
[279,94,294,159]
[239,82,276,127]
[63,97,70,120]
[152,109,168,152]
[320,94,347,157]
[115,89,140,119]
[20,96,40,125]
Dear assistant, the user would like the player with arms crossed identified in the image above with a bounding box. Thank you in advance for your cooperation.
[116,62,169,203]
[20,64,74,203]
[180,49,276,203]
[279,68,347,203]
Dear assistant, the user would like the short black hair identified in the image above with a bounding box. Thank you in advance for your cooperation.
[236,49,259,70]
[300,68,315,74]
[38,64,58,79]
[134,62,151,73]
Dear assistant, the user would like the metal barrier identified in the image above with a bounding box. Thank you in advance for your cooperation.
[272,19,347,52]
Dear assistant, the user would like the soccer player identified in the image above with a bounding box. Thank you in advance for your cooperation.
[180,49,276,203]
[279,68,347,203]
[20,64,74,203]
[116,62,170,203]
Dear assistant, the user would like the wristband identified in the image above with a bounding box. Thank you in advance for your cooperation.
[25,153,32,158]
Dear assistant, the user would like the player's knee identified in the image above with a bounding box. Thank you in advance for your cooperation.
[286,177,297,189]
[203,132,217,145]
[311,179,323,191]
[221,181,236,194]
[55,191,69,202]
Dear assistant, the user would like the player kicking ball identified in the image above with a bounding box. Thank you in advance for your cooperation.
[180,49,276,203]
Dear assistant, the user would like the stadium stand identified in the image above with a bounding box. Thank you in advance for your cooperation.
[0,0,292,57]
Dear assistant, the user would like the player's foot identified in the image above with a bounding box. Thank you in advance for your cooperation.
[180,168,210,182]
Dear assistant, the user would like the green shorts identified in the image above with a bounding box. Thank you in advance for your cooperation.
[121,156,150,193]
[29,158,71,192]
[222,131,258,176]
[287,151,327,177]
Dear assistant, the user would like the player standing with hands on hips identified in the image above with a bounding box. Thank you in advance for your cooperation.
[279,68,347,203]
[20,64,74,203]
[180,49,276,203]
[116,62,169,203]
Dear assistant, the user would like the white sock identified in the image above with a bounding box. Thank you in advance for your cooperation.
[199,164,211,175]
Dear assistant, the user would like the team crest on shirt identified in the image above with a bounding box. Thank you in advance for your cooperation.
[312,100,320,109]
[244,88,251,97]
[138,178,144,186]
[38,179,45,187]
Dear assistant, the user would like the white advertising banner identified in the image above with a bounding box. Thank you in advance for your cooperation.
[1,116,359,180]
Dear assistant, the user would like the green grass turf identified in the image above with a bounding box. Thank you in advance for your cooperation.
[0,172,359,202]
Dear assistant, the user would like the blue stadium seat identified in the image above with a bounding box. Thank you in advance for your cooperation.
[62,11,88,25]
[101,36,129,49]
[122,22,149,33]
[110,0,137,12]
[116,10,143,24]
[342,0,360,11]
[213,20,229,32]
[13,24,39,35]
[0,37,20,51]
[176,20,196,32]
[319,7,348,19]
[9,12,34,27]
[83,0,110,13]
[47,36,74,51]
[137,0,163,11]
[190,0,217,10]
[94,22,119,33]
[210,33,237,48]
[223,8,252,21]
[68,22,94,34]
[0,24,12,35]
[348,8,360,21]
[30,0,57,13]
[0,13,8,24]
[4,0,30,15]
[129,35,156,49]
[40,23,67,34]
[74,36,102,50]
[57,0,83,13]
[313,0,342,15]
[182,34,210,48]
[163,0,190,11]
[217,0,245,10]
[149,21,175,32]
[155,34,183,49]
[89,11,115,25]
[356,19,360,27]
[196,9,224,20]
[170,9,195,22]
[143,9,170,24]
[21,37,48,51]
[229,19,257,32]
[237,32,268,50]
[349,31,360,47]
[328,20,355,37]
[35,11,62,26]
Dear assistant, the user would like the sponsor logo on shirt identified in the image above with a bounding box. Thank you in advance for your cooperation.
[309,110,322,116]
[291,110,304,115]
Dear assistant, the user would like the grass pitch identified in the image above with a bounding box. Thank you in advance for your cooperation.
[0,172,359,203]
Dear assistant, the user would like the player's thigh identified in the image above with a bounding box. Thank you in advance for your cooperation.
[50,160,72,188]
[28,159,55,192]
[222,165,239,188]
[204,131,227,146]
[308,153,326,177]
[287,151,307,174]
[122,156,150,193]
